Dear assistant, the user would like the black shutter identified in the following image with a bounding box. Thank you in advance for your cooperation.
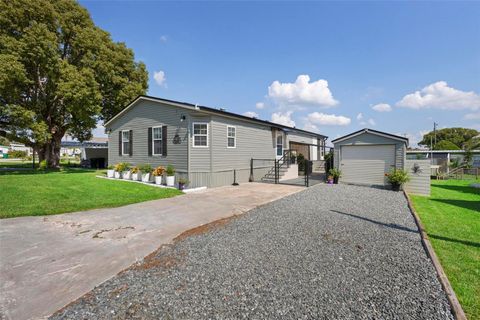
[148,127,152,156]
[118,131,122,156]
[129,130,133,156]
[162,126,167,156]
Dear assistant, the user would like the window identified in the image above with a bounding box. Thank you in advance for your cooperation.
[122,130,130,155]
[276,135,283,156]
[152,126,163,155]
[227,126,236,148]
[193,123,208,147]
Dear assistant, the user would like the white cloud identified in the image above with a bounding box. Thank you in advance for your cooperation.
[306,112,351,126]
[464,112,480,120]
[160,35,168,43]
[153,70,167,87]
[243,111,259,118]
[303,122,319,133]
[255,102,265,109]
[397,81,480,110]
[372,103,392,112]
[271,111,295,127]
[268,74,339,107]
[356,113,363,120]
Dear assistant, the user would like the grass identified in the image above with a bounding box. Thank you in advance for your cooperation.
[0,168,183,219]
[411,179,480,319]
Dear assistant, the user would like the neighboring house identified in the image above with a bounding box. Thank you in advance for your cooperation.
[104,95,327,188]
[60,137,109,169]
[332,128,408,186]
[407,149,480,171]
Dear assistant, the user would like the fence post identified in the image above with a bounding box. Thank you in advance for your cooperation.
[274,160,278,184]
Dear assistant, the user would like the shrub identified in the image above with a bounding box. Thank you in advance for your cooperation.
[386,169,410,186]
[166,164,175,176]
[9,150,27,158]
[297,153,305,171]
[107,165,115,170]
[152,166,165,176]
[38,160,47,170]
[328,168,341,178]
[138,164,152,173]
[131,166,139,174]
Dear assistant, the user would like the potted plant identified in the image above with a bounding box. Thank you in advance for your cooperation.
[327,175,334,184]
[113,163,123,179]
[152,166,165,185]
[107,165,115,178]
[166,164,175,187]
[131,166,141,181]
[329,168,341,184]
[178,177,189,190]
[386,169,410,191]
[120,162,131,180]
[139,164,152,182]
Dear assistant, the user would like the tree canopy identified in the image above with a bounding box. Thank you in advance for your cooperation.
[419,128,479,150]
[0,0,148,167]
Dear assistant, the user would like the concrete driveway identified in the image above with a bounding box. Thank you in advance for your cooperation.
[0,183,303,320]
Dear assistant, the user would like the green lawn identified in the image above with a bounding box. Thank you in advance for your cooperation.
[411,179,480,319]
[0,168,182,219]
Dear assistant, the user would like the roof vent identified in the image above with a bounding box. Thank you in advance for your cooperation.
[219,108,226,112]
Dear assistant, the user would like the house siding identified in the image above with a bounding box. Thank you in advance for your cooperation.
[107,100,189,171]
[333,132,405,170]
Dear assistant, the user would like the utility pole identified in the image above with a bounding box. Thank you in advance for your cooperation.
[433,122,438,148]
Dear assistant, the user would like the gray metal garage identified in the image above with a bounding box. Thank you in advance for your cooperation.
[332,128,408,186]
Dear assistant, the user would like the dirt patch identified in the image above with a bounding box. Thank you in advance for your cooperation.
[173,215,238,242]
[108,284,129,298]
[92,226,135,239]
[133,245,184,271]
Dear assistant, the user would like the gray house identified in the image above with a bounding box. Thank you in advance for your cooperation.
[104,95,327,188]
[332,128,408,186]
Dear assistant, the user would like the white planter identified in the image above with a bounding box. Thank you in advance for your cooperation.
[154,176,162,185]
[132,172,142,181]
[107,170,115,178]
[142,173,151,183]
[123,171,132,180]
[114,171,122,179]
[166,175,175,187]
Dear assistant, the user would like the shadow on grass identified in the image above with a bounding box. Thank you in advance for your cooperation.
[0,167,96,176]
[330,210,419,234]
[431,199,480,212]
[434,184,480,196]
[428,234,480,248]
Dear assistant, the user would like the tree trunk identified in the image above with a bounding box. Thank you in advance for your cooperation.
[38,133,63,168]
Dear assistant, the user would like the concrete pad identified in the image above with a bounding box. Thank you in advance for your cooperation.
[0,183,303,320]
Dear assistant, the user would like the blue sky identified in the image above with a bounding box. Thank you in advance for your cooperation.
[83,1,480,146]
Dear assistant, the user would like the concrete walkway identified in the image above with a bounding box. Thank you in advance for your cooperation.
[0,183,303,320]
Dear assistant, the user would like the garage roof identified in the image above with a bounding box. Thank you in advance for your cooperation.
[331,128,409,145]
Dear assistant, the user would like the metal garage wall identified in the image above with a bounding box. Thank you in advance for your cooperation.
[404,160,431,196]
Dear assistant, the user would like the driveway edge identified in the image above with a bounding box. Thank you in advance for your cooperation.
[403,191,467,320]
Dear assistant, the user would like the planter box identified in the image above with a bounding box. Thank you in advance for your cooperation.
[154,176,162,185]
[166,175,175,187]
[122,171,132,180]
[107,170,115,178]
[142,173,152,183]
[114,171,122,179]
[132,172,142,181]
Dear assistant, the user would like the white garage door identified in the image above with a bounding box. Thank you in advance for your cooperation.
[340,145,395,185]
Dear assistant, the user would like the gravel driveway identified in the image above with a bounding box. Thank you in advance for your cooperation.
[51,184,453,319]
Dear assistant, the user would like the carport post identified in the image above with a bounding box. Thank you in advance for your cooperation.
[249,158,254,182]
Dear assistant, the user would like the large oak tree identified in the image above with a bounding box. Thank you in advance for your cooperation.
[0,0,148,167]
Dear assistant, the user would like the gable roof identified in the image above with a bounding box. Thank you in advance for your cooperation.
[104,95,327,139]
[331,128,409,145]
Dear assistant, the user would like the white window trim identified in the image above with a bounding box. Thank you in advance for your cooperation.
[276,133,283,158]
[192,122,209,148]
[152,126,163,156]
[227,125,236,148]
[121,130,130,155]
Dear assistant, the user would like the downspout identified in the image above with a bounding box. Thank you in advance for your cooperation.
[187,115,191,184]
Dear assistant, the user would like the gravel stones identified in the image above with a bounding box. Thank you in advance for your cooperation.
[51,184,453,319]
